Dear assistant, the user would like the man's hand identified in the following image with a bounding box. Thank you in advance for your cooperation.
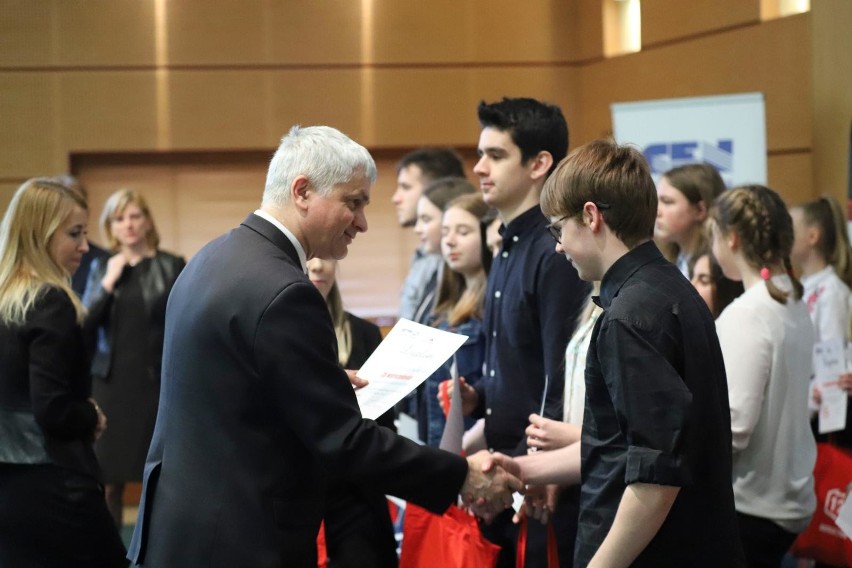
[461,450,523,523]
[525,413,580,452]
[440,377,478,416]
[345,369,369,390]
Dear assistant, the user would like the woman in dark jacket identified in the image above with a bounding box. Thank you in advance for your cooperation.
[0,178,127,566]
[83,188,185,525]
[307,257,397,568]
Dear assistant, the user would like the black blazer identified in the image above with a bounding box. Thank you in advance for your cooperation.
[128,214,467,567]
[0,286,100,479]
[82,251,185,381]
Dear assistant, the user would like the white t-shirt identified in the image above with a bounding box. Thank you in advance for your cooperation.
[802,265,851,343]
[563,307,602,425]
[716,276,816,532]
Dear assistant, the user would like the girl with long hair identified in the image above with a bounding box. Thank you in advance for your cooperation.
[656,163,726,277]
[711,184,816,567]
[424,192,493,447]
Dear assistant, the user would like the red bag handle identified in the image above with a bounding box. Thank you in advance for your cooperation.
[516,515,558,568]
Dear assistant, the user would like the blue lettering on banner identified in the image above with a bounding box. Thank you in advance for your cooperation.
[643,140,734,174]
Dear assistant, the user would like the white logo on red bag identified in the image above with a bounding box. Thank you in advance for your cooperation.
[825,488,848,521]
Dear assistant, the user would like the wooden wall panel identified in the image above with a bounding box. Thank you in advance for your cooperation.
[569,0,606,63]
[168,70,272,149]
[810,0,852,204]
[0,1,54,67]
[165,0,272,66]
[576,15,812,152]
[0,0,157,67]
[767,151,814,205]
[0,73,63,176]
[56,0,157,66]
[59,72,161,151]
[642,0,761,47]
[0,182,21,214]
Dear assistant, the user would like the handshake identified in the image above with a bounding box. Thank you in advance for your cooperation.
[459,450,524,522]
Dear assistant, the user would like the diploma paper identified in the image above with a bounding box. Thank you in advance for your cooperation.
[816,339,849,434]
[355,319,468,420]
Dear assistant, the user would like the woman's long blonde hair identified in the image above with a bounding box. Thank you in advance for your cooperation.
[0,178,87,325]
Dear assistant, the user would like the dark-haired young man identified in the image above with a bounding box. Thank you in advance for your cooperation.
[458,97,589,567]
[494,139,744,567]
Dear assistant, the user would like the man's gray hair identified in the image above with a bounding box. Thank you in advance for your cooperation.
[263,125,377,206]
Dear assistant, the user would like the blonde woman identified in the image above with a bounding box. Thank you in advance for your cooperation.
[0,178,126,566]
[83,188,185,525]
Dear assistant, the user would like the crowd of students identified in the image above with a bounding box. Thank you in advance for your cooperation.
[1,95,851,567]
[390,99,852,567]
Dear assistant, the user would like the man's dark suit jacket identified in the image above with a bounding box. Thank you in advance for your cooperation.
[128,214,467,567]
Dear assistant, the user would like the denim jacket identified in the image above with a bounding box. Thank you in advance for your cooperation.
[424,317,484,448]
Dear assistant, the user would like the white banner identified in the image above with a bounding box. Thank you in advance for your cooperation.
[611,92,767,187]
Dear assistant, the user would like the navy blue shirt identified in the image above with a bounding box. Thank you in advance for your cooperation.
[576,241,744,567]
[475,206,589,456]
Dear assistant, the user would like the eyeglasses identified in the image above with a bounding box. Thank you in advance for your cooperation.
[546,202,611,244]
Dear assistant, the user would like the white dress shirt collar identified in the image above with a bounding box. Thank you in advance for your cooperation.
[253,209,307,274]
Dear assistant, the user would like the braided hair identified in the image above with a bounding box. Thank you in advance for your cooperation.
[711,184,803,304]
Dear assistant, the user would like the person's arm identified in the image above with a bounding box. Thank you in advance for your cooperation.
[525,413,581,451]
[587,483,680,568]
[715,302,772,451]
[255,281,519,514]
[517,441,581,485]
[593,316,693,558]
[28,287,98,441]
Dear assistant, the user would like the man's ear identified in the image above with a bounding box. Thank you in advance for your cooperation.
[528,151,554,182]
[291,175,311,213]
[584,202,605,233]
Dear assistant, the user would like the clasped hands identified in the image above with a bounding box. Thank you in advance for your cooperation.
[460,449,523,523]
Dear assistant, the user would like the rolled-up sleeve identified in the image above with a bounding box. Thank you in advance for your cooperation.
[598,318,693,487]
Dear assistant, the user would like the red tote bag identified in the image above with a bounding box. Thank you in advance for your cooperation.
[400,364,501,568]
[399,503,500,568]
[790,443,852,566]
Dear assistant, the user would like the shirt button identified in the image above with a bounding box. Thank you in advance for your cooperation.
[494,291,501,299]
[512,236,519,242]
[486,408,492,416]
[492,331,497,337]
[490,369,495,377]
[502,251,508,258]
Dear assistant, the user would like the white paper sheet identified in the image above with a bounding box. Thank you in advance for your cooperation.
[816,339,850,434]
[815,339,846,383]
[354,318,468,420]
[836,492,852,539]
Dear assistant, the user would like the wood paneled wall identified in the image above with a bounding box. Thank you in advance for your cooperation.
[1,0,849,316]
